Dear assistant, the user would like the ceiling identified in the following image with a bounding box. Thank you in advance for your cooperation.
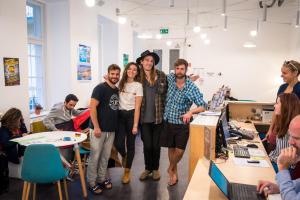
[117,0,299,31]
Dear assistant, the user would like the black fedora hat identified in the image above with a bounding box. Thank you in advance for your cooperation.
[136,50,160,66]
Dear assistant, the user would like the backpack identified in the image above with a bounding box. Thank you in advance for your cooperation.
[0,151,9,194]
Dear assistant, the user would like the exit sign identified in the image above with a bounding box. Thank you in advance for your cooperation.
[160,28,169,34]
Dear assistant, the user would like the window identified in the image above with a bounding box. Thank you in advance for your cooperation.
[26,1,45,112]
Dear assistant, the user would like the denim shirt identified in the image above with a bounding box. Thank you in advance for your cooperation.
[276,169,300,200]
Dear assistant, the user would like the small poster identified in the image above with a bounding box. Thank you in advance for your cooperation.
[123,53,129,67]
[78,44,91,81]
[79,44,91,64]
[77,64,91,80]
[3,57,20,86]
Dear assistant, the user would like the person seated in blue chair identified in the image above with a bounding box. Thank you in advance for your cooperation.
[0,108,28,164]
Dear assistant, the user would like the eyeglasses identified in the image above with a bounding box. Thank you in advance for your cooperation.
[284,61,298,72]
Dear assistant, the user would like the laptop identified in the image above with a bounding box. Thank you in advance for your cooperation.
[208,160,265,200]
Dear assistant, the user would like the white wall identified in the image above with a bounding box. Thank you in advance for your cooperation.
[45,0,71,108]
[0,0,30,125]
[138,21,292,102]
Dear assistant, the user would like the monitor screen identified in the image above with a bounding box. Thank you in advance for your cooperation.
[209,161,229,197]
[221,112,231,139]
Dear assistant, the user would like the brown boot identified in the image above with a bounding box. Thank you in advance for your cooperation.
[122,168,131,184]
[152,170,160,181]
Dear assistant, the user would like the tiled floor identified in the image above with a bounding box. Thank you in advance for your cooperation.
[2,135,189,200]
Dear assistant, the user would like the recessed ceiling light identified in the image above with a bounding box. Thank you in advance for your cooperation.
[166,41,172,46]
[85,0,96,7]
[155,34,162,39]
[250,30,257,37]
[193,26,201,33]
[137,34,153,39]
[200,33,207,40]
[243,42,256,48]
[118,16,127,24]
[204,39,210,45]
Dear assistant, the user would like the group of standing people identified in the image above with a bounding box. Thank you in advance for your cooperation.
[86,50,206,194]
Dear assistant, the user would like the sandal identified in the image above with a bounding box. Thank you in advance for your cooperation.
[88,184,103,195]
[101,179,112,190]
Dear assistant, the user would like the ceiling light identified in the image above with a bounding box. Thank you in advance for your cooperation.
[221,0,227,16]
[155,34,162,39]
[263,3,267,22]
[193,26,201,33]
[223,16,228,31]
[118,16,127,24]
[166,41,172,46]
[296,10,300,28]
[137,34,153,39]
[85,0,96,7]
[170,0,174,7]
[250,30,257,37]
[200,33,207,40]
[204,39,210,45]
[243,42,256,48]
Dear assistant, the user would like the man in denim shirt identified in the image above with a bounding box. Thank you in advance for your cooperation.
[257,115,300,199]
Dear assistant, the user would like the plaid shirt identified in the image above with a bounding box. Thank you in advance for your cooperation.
[140,70,167,124]
[164,74,206,124]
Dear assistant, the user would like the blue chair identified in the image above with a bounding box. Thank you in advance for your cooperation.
[21,144,69,200]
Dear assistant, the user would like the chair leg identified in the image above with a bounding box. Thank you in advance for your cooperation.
[63,179,69,200]
[33,183,36,200]
[22,181,28,200]
[25,183,31,200]
[57,181,63,200]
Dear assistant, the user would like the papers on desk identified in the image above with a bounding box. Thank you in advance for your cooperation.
[233,157,270,168]
[248,148,266,157]
[200,111,221,116]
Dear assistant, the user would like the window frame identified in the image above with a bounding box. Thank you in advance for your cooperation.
[27,0,47,113]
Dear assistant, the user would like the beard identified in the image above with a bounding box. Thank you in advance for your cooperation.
[175,73,185,79]
[108,77,119,84]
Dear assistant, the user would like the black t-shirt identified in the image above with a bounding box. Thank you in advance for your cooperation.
[89,82,119,132]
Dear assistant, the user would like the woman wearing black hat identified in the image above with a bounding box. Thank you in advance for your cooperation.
[137,50,167,181]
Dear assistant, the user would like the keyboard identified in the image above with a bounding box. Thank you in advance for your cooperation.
[231,183,264,200]
[230,129,254,140]
[233,145,250,158]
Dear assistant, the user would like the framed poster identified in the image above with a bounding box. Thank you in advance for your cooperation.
[79,44,91,64]
[123,53,129,67]
[3,57,20,86]
[77,63,91,80]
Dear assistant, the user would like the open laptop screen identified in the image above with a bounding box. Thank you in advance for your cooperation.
[209,161,229,197]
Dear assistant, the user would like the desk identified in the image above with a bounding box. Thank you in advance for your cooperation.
[11,131,88,198]
[185,122,276,199]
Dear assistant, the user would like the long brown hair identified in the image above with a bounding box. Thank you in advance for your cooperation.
[140,58,156,86]
[119,62,140,92]
[1,108,23,132]
[274,93,300,138]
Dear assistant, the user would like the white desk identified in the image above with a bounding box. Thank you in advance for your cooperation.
[11,131,88,198]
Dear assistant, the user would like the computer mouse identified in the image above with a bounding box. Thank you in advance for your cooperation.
[247,144,258,148]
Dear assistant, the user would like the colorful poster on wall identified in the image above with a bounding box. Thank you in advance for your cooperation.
[77,63,91,80]
[3,57,20,86]
[123,53,129,67]
[79,44,91,64]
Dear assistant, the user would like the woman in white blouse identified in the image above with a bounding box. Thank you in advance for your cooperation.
[115,62,143,184]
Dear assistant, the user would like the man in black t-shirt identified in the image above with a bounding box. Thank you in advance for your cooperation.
[87,64,121,195]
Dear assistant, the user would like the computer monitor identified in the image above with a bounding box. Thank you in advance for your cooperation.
[221,111,231,140]
[208,161,229,198]
[215,109,228,154]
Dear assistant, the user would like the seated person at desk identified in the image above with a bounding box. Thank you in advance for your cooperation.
[0,108,28,164]
[43,94,84,131]
[257,115,300,199]
[43,94,89,163]
[268,93,300,173]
